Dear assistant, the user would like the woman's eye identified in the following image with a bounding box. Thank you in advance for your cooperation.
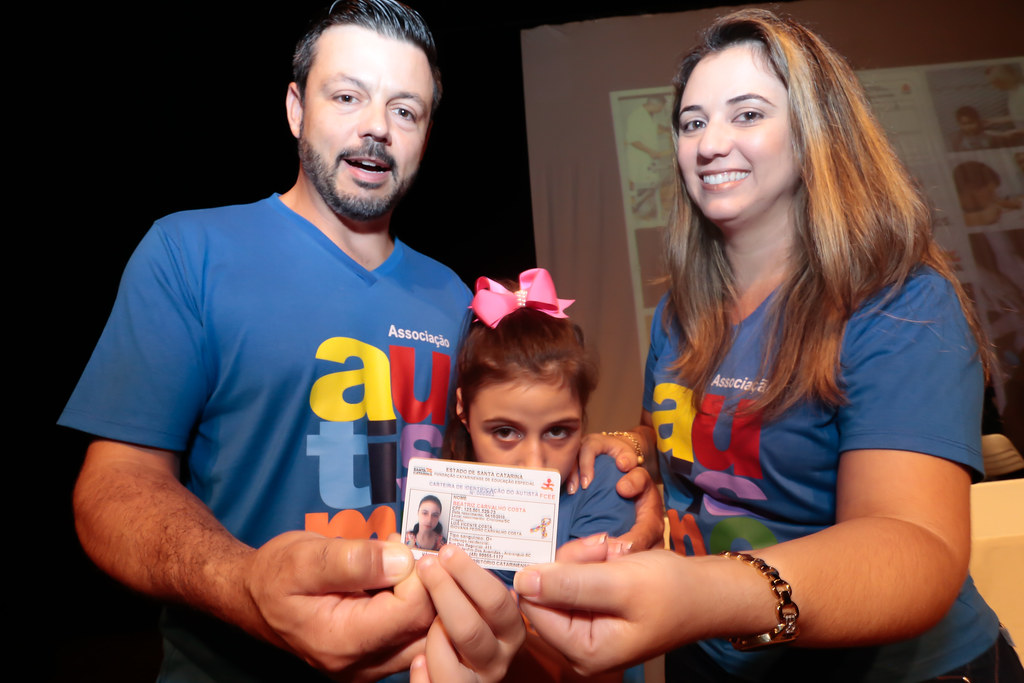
[735,111,763,123]
[680,119,705,132]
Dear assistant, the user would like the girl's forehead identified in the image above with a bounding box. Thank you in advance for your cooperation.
[475,378,582,411]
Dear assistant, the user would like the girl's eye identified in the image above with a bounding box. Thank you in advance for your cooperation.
[545,425,574,440]
[680,119,705,133]
[493,426,521,441]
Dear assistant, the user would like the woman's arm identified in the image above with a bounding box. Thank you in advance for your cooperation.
[569,411,663,551]
[514,448,971,675]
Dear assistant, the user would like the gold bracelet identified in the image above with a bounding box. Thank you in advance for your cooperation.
[719,551,800,650]
[601,431,645,465]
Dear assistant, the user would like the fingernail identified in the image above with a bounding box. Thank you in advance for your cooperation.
[383,544,414,580]
[581,476,590,489]
[566,480,577,495]
[514,569,541,597]
[610,541,633,557]
[582,533,607,546]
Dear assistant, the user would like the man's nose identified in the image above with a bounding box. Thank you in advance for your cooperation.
[359,103,390,142]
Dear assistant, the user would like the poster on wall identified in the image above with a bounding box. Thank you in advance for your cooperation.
[858,57,1023,423]
[610,57,1022,429]
[610,87,675,366]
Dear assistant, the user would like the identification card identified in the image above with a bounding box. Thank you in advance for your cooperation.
[402,458,560,572]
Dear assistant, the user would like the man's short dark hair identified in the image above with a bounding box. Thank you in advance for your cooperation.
[293,0,442,117]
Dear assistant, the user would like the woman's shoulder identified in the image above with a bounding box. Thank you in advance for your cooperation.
[849,267,968,334]
[648,293,677,348]
[843,266,977,363]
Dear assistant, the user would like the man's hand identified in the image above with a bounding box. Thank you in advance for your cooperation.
[73,440,434,682]
[245,531,435,680]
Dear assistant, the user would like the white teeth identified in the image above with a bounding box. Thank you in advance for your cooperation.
[703,171,749,185]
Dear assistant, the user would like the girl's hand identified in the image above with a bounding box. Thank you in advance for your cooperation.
[412,544,525,683]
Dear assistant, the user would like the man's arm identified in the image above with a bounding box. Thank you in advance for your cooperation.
[74,439,435,680]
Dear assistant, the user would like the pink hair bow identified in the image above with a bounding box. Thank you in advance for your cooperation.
[471,268,575,329]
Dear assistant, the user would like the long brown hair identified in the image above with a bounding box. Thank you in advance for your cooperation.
[444,307,597,460]
[665,8,989,418]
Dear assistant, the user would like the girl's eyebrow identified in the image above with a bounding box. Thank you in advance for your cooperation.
[481,417,524,426]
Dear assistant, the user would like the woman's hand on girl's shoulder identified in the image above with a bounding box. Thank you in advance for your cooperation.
[572,432,645,492]
[412,544,525,683]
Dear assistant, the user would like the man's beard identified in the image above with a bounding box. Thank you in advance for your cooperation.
[298,137,415,222]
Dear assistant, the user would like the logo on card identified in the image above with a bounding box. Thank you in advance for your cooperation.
[412,465,433,476]
[530,517,553,538]
[540,477,555,491]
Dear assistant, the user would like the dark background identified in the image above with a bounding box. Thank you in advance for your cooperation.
[44,1,771,679]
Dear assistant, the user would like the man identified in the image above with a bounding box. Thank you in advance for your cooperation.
[62,2,663,680]
[62,2,466,680]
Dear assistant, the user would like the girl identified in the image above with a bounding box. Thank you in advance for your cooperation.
[516,9,1022,683]
[405,494,446,551]
[411,267,637,683]
[448,268,636,586]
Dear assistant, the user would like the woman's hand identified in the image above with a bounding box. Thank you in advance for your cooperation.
[513,550,733,675]
[411,544,525,683]
[567,413,665,551]
[572,431,646,491]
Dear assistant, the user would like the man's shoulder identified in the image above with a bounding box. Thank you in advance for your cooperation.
[153,195,280,233]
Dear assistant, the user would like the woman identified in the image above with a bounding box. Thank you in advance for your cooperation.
[517,9,1020,682]
[405,494,446,551]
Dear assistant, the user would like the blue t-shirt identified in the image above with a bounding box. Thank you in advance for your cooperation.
[60,196,472,682]
[643,269,999,682]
